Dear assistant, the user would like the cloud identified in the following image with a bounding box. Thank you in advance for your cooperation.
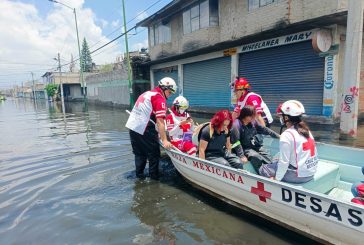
[131,39,149,52]
[99,18,108,29]
[111,19,120,28]
[136,11,149,22]
[0,0,121,88]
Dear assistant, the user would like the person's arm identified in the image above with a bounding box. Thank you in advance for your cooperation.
[230,124,246,160]
[256,114,266,127]
[157,118,172,149]
[198,140,208,159]
[256,123,280,138]
[247,95,266,127]
[275,141,291,181]
[226,136,232,153]
[232,104,241,121]
[232,111,239,121]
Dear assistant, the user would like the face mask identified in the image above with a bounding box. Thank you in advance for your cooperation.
[279,116,285,126]
[179,108,186,114]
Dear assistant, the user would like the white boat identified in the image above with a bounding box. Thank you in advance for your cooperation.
[164,137,364,244]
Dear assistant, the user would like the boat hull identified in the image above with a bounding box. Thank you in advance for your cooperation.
[166,149,364,245]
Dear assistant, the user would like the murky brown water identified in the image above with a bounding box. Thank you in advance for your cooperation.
[2,98,360,244]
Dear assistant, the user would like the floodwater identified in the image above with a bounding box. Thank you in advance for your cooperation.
[0,98,362,245]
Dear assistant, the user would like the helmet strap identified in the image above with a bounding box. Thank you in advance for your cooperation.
[279,114,289,134]
[162,89,168,100]
[280,124,286,134]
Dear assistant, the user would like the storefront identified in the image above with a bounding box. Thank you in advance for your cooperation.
[238,31,325,115]
[183,56,231,109]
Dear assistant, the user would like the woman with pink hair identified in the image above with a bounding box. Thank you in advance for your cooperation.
[198,110,243,169]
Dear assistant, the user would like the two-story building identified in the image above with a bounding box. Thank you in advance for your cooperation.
[137,0,364,122]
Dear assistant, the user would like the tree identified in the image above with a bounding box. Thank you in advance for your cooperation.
[81,38,93,72]
[45,84,58,98]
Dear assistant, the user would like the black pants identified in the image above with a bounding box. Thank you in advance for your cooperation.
[244,146,273,172]
[129,127,160,179]
[207,152,243,169]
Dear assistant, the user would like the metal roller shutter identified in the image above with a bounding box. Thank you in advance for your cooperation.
[153,68,179,105]
[239,41,325,115]
[184,57,231,109]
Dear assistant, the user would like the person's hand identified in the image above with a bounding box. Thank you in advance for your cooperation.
[240,156,248,163]
[163,140,173,149]
[270,177,276,180]
[180,118,192,125]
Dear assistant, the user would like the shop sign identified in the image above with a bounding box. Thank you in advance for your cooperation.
[240,31,313,53]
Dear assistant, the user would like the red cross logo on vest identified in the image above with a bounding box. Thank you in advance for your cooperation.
[251,181,272,202]
[303,138,316,156]
[135,94,146,107]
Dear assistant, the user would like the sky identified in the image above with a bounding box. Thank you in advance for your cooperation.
[0,0,172,89]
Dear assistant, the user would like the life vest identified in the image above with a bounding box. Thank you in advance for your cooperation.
[238,92,273,123]
[125,90,164,135]
[283,128,318,178]
[192,122,212,146]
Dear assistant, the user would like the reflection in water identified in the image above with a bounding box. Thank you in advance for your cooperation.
[0,98,357,244]
[130,165,315,245]
[132,180,177,245]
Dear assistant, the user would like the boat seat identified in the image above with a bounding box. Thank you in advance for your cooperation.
[243,159,340,194]
[292,160,340,194]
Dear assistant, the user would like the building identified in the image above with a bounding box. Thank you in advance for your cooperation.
[42,72,86,101]
[137,0,364,122]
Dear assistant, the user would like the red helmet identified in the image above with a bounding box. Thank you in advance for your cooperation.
[234,77,250,90]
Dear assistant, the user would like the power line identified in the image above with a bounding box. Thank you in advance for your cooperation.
[0,1,158,81]
[89,0,164,49]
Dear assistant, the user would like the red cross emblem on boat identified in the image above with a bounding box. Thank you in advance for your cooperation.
[251,181,272,202]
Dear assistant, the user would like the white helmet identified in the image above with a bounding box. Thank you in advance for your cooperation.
[277,100,305,117]
[158,77,177,94]
[173,96,189,114]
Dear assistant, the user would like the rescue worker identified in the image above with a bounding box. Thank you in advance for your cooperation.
[259,100,319,183]
[230,106,280,172]
[126,77,176,180]
[232,77,273,127]
[166,96,197,155]
[198,110,243,169]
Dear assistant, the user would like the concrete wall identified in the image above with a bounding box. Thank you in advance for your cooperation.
[52,73,81,85]
[86,69,130,107]
[148,0,346,60]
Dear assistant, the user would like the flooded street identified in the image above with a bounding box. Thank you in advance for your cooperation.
[1,98,361,244]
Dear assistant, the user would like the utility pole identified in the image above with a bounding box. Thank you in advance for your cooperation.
[122,0,134,109]
[74,8,86,101]
[48,1,85,100]
[31,72,37,103]
[57,53,65,113]
[339,0,364,138]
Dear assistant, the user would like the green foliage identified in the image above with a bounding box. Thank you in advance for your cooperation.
[81,38,93,72]
[45,83,58,97]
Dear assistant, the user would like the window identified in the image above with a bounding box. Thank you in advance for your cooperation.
[249,0,275,11]
[183,0,219,34]
[149,23,171,46]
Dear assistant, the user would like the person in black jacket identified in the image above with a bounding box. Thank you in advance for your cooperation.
[230,106,279,172]
[198,110,243,169]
